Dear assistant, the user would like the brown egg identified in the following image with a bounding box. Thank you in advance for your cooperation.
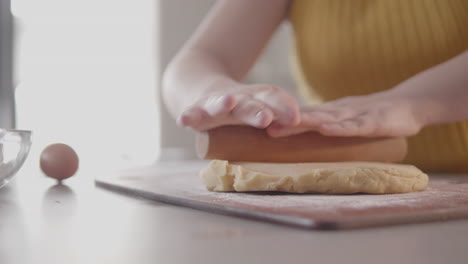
[40,143,79,181]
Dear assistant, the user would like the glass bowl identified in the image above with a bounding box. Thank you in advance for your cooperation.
[0,129,32,189]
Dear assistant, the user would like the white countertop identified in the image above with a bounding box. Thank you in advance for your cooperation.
[1,161,468,264]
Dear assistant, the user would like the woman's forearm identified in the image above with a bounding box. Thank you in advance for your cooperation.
[161,0,291,118]
[390,50,468,126]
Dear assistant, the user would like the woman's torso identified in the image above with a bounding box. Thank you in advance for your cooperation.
[289,0,468,172]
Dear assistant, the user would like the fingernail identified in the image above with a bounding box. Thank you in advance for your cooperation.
[179,110,203,127]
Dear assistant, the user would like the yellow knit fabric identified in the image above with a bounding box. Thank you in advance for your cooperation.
[289,0,468,173]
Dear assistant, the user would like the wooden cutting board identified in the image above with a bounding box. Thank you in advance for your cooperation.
[95,162,468,230]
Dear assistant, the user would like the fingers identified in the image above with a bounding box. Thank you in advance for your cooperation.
[203,94,237,116]
[178,85,302,131]
[178,94,275,131]
[267,94,416,138]
[177,107,205,127]
[300,105,356,122]
[177,94,240,130]
[318,114,377,137]
[266,106,354,137]
[268,114,377,138]
[253,86,300,126]
[231,100,274,128]
[266,122,309,137]
[178,107,220,131]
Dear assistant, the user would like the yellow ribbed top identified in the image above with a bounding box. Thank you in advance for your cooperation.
[289,0,468,173]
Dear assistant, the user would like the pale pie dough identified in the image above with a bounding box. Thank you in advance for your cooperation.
[200,160,429,194]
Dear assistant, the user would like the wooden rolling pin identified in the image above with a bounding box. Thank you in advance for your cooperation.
[196,125,408,163]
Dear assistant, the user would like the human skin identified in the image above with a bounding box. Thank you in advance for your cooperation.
[162,0,300,131]
[268,50,468,137]
[162,0,468,137]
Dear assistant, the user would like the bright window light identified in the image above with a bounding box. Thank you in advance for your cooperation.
[12,0,159,172]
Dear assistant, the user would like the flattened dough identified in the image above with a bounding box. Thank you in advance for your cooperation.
[200,160,429,194]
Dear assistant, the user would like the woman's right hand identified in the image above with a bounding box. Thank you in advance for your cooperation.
[177,84,301,131]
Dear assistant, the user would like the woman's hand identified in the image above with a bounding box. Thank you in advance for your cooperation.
[178,84,301,131]
[267,92,424,138]
[162,0,293,126]
[268,50,468,138]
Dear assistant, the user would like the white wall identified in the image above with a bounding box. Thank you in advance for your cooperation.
[0,0,15,129]
[156,0,296,161]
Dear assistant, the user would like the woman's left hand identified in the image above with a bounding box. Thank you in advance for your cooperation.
[268,50,468,138]
[266,92,424,138]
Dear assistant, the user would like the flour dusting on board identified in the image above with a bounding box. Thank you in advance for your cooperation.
[109,163,468,220]
[185,184,459,213]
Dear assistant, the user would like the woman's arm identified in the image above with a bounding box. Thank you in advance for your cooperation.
[268,50,468,138]
[395,50,468,126]
[162,0,300,131]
